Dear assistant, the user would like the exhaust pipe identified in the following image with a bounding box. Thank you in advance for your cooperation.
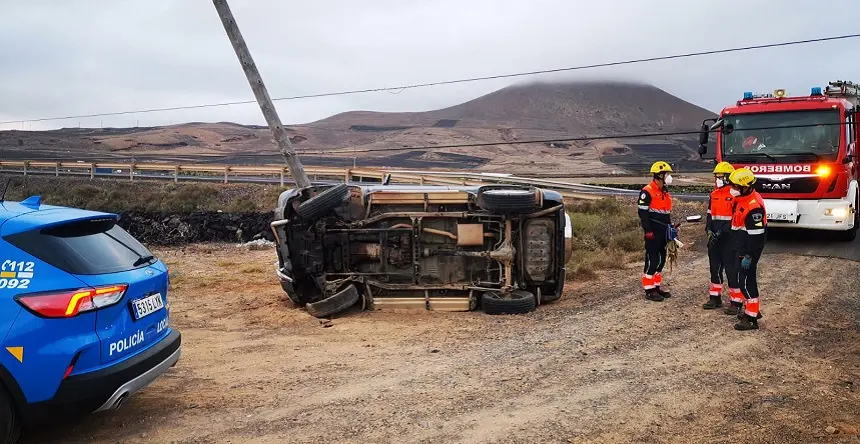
[113,393,128,410]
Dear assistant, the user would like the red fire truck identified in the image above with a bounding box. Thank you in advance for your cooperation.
[698,80,860,241]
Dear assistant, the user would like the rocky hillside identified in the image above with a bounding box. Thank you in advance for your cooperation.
[0,80,717,174]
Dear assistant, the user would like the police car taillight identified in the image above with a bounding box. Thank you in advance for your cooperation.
[15,284,128,318]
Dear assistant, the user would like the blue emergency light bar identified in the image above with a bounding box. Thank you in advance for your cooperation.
[811,86,822,96]
[743,91,754,100]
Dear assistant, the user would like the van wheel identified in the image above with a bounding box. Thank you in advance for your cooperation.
[0,389,21,444]
[306,284,360,318]
[482,290,536,315]
[296,184,349,220]
[477,187,539,213]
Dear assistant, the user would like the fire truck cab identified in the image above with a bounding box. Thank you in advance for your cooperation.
[699,80,860,241]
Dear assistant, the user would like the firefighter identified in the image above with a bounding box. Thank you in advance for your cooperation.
[637,161,674,302]
[727,167,767,331]
[702,161,738,310]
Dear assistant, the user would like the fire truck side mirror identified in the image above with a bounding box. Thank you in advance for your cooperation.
[698,124,710,147]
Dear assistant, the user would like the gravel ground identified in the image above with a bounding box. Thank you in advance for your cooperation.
[20,239,860,444]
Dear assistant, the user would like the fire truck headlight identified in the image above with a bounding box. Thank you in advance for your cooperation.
[825,208,848,218]
[816,165,832,177]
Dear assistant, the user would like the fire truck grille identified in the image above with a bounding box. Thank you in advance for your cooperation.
[754,176,820,194]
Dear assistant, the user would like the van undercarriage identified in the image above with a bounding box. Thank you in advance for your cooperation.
[272,184,572,317]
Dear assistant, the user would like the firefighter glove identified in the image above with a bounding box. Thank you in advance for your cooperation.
[741,255,752,270]
[707,230,718,247]
[644,231,655,240]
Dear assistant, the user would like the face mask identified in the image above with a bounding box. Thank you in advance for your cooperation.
[664,174,674,185]
[715,178,725,187]
[730,188,741,197]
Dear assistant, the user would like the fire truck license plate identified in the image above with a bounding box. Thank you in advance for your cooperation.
[769,213,796,222]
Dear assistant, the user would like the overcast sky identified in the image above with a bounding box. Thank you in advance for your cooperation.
[1,0,858,131]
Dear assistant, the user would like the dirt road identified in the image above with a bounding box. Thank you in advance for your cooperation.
[22,242,860,444]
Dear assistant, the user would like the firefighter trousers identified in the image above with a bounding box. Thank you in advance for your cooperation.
[642,233,667,291]
[708,236,738,294]
[737,252,761,318]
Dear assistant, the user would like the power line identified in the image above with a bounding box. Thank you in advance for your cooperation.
[294,122,851,155]
[2,32,859,126]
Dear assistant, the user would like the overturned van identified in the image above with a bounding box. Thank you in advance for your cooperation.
[271,183,573,318]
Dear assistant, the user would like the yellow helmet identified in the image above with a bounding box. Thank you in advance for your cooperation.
[729,167,756,187]
[649,161,673,174]
[713,161,735,175]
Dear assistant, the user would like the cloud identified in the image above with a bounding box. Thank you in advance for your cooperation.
[1,0,858,131]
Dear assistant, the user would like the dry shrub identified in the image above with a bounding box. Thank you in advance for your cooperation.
[610,230,642,252]
[565,197,640,276]
[565,248,627,281]
[1,175,287,213]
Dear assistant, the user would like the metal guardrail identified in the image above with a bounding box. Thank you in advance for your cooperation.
[0,159,704,201]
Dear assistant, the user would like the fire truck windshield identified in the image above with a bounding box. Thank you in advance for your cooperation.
[720,110,841,163]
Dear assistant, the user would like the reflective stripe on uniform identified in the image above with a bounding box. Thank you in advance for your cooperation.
[747,228,765,235]
[638,205,650,210]
[712,215,731,221]
[744,297,760,317]
[654,272,663,286]
[709,283,723,296]
[729,288,745,303]
[642,274,656,290]
[649,209,670,214]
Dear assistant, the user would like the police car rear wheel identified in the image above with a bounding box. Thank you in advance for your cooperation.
[0,389,20,444]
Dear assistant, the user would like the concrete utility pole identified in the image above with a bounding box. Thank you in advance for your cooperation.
[211,0,311,187]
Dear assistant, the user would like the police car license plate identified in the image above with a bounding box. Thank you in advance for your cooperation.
[769,213,796,222]
[132,293,164,320]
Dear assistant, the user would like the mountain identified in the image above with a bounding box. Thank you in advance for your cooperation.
[0,80,717,175]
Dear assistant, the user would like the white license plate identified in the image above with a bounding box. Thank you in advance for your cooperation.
[132,293,164,320]
[769,213,796,222]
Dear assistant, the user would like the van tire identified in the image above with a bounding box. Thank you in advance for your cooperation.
[0,388,20,444]
[297,184,349,220]
[477,187,539,213]
[482,290,536,315]
[306,284,360,318]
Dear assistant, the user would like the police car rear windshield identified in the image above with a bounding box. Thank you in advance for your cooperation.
[4,218,156,275]
[720,110,841,163]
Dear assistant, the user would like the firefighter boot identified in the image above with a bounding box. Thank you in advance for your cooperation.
[724,302,741,316]
[645,289,664,302]
[654,286,672,299]
[734,314,759,331]
[702,295,723,310]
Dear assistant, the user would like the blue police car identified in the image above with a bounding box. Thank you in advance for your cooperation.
[0,196,181,443]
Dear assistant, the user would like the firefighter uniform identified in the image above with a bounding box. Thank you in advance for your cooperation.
[728,168,767,331]
[703,162,738,310]
[638,161,674,302]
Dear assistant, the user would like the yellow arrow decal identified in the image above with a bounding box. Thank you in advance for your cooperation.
[5,347,23,363]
